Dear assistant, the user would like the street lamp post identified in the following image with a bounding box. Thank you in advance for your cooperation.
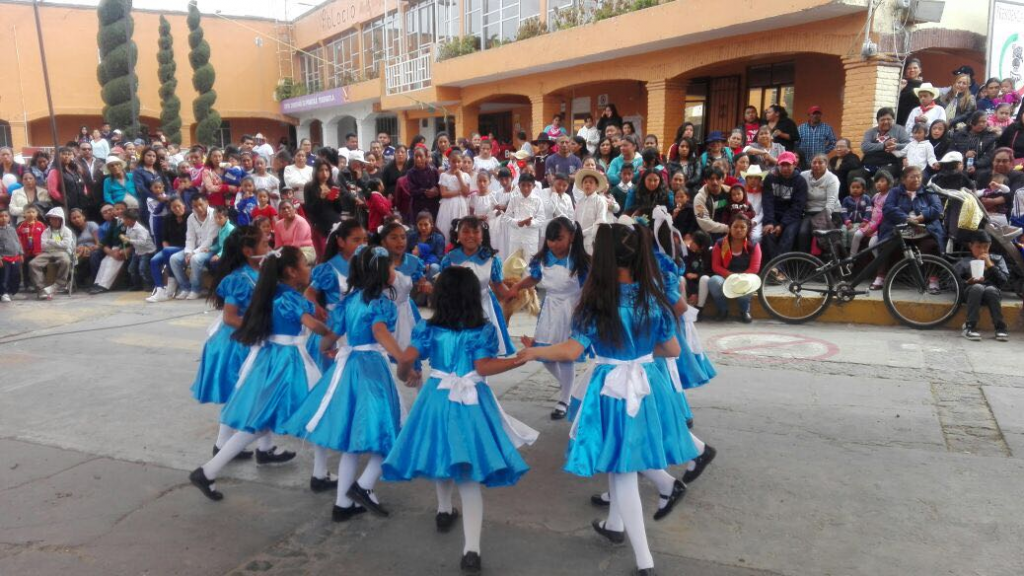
[31,0,65,209]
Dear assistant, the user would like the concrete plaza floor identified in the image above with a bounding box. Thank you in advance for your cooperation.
[0,293,1022,575]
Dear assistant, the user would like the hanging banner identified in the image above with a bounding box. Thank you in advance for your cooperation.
[988,0,1024,85]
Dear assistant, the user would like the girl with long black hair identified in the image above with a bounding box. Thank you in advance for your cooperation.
[304,219,368,372]
[190,246,337,501]
[517,222,697,576]
[508,217,590,420]
[281,246,406,522]
[190,226,270,460]
[376,220,430,352]
[383,266,536,574]
[440,216,515,356]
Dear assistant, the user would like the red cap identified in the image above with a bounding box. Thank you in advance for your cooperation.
[777,151,798,165]
[808,106,823,114]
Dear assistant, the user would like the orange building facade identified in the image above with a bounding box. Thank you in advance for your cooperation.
[0,0,990,155]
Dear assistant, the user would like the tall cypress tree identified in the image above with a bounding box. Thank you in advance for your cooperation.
[157,15,183,144]
[96,0,138,136]
[187,1,221,146]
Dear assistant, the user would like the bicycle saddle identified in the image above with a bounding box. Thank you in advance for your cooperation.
[812,229,843,238]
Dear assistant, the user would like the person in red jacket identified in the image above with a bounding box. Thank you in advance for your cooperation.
[708,213,762,322]
[365,177,393,231]
[16,205,46,290]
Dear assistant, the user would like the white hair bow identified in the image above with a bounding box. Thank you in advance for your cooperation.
[256,247,283,266]
[651,206,687,260]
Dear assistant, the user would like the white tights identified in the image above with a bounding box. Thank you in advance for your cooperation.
[543,361,575,406]
[215,424,273,452]
[436,480,484,554]
[697,275,710,308]
[607,473,654,570]
[335,453,385,507]
[203,430,267,480]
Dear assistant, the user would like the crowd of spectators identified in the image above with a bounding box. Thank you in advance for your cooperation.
[1,62,1020,337]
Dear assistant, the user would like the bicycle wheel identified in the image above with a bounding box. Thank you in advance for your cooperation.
[758,252,834,323]
[883,254,962,329]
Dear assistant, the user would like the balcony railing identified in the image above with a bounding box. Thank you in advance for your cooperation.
[385,44,434,95]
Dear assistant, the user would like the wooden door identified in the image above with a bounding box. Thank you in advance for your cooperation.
[708,76,741,134]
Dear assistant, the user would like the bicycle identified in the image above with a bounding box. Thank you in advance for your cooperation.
[758,210,963,329]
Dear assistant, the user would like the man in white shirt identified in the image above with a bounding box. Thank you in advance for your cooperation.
[503,173,546,259]
[577,115,601,156]
[253,133,275,163]
[168,195,219,300]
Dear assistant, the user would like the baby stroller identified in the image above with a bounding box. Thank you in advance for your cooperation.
[931,183,1024,298]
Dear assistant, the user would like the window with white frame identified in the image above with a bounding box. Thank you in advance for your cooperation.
[362,16,398,78]
[301,48,323,92]
[405,0,435,53]
[465,0,482,39]
[436,0,459,41]
[330,31,360,85]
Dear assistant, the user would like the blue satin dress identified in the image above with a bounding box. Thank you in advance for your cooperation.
[440,248,515,356]
[383,322,530,487]
[190,266,259,404]
[306,254,350,373]
[565,284,699,477]
[279,293,402,455]
[219,285,321,433]
[655,250,716,392]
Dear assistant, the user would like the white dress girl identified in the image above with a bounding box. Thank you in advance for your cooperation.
[436,170,470,244]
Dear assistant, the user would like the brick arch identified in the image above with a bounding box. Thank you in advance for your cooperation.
[538,69,650,97]
[663,33,853,82]
[461,91,534,108]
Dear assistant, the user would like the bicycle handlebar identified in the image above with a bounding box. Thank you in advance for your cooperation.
[925,183,970,201]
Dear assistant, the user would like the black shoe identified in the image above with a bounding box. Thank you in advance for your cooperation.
[591,519,625,544]
[189,467,223,501]
[686,417,694,429]
[590,493,610,507]
[635,569,656,576]
[211,444,253,461]
[652,480,687,521]
[331,503,367,522]
[550,401,568,420]
[310,475,338,493]
[460,551,482,575]
[87,285,107,295]
[347,482,389,517]
[740,311,753,324]
[715,309,728,322]
[255,446,296,465]
[436,508,460,533]
[681,445,717,484]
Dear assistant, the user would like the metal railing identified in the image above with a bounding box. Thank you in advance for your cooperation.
[385,44,434,95]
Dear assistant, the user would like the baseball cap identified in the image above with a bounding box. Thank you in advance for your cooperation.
[808,106,822,114]
[777,152,797,165]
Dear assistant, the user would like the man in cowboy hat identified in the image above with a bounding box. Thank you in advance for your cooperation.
[905,83,946,131]
[531,133,553,183]
[253,133,275,163]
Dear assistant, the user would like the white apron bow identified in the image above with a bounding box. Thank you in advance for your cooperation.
[594,353,655,417]
[430,369,539,448]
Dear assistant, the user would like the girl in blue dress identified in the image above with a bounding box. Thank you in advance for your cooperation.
[190,226,271,459]
[304,219,367,372]
[376,220,430,351]
[280,246,406,522]
[508,217,590,420]
[383,266,537,575]
[518,222,697,576]
[440,216,515,356]
[189,246,338,501]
